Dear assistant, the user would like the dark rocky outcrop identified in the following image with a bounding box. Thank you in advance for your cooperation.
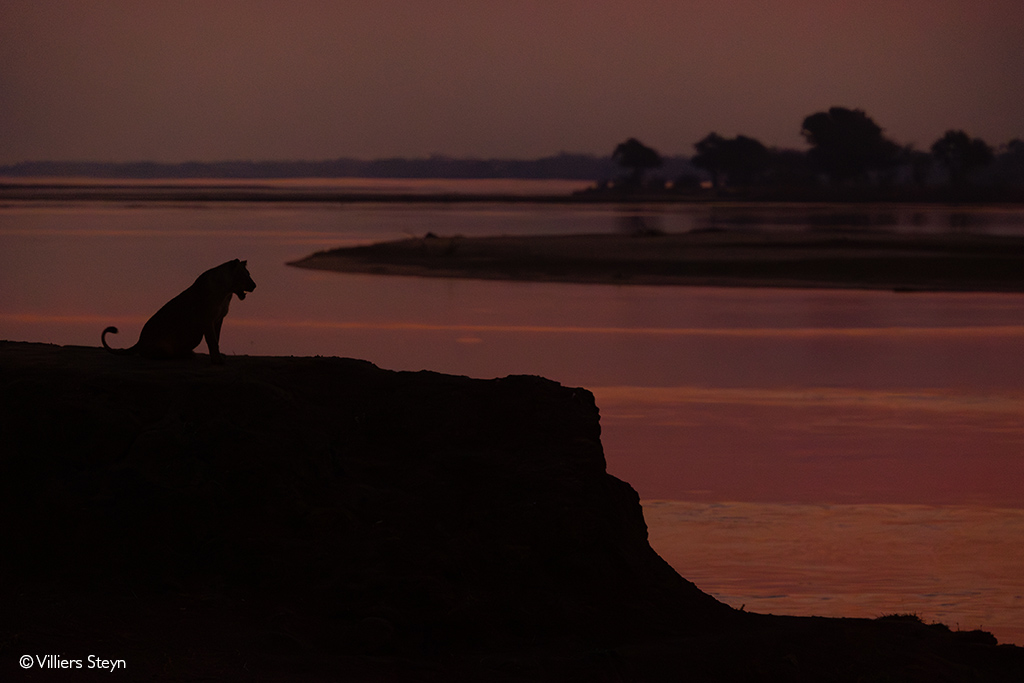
[1,340,1021,681]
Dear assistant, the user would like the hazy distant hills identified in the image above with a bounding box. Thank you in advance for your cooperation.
[0,154,699,181]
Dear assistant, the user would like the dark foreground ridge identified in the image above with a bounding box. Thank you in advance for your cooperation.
[291,230,1024,292]
[2,341,1021,681]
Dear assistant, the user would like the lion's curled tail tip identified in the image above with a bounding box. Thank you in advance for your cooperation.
[102,326,124,354]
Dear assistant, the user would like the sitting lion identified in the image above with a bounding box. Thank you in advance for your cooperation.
[102,259,256,365]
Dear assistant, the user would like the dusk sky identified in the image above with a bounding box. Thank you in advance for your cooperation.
[2,0,1022,164]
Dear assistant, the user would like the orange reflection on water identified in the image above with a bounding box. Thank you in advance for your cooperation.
[644,501,1024,646]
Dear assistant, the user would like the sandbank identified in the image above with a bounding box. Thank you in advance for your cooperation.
[291,230,1024,292]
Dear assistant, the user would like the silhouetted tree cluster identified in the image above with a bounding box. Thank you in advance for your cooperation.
[692,133,770,188]
[5,111,1018,194]
[611,138,663,187]
[607,106,1019,196]
[800,107,902,183]
[930,130,994,185]
[989,139,1024,186]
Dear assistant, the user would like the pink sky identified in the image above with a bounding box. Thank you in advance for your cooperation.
[1,0,1022,163]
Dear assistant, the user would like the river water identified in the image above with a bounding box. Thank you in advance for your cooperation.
[2,178,1022,643]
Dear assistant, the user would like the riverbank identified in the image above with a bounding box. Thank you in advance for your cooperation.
[291,230,1024,292]
[2,340,1022,681]
[3,177,1023,204]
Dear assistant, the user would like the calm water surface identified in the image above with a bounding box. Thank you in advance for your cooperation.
[2,183,1022,643]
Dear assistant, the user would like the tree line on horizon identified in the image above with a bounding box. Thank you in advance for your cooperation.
[608,106,1024,193]
[2,106,1021,192]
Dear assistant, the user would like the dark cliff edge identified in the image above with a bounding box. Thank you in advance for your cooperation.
[2,340,1021,681]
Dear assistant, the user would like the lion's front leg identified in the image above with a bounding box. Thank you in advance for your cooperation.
[205,317,225,365]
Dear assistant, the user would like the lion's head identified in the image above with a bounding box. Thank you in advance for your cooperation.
[229,259,257,300]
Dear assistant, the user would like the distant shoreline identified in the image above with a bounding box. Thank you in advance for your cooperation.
[2,177,1023,205]
[290,230,1024,293]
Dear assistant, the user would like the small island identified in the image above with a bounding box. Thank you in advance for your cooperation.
[290,229,1024,293]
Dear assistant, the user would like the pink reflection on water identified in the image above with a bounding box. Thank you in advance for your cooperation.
[594,386,1024,508]
[644,501,1024,646]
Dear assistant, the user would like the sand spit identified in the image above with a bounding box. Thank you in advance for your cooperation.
[291,230,1024,292]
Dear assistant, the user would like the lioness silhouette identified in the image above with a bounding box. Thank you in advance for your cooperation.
[102,259,256,365]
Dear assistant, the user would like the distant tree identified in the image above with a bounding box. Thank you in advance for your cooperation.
[930,130,994,185]
[692,133,770,188]
[990,139,1024,187]
[800,107,901,183]
[727,135,771,186]
[757,148,814,186]
[691,133,728,188]
[612,138,663,187]
[901,145,935,185]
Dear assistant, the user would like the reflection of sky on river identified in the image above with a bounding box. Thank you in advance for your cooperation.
[645,501,1024,646]
[595,385,1024,507]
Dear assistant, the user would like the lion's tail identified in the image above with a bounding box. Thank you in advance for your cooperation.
[101,326,136,355]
